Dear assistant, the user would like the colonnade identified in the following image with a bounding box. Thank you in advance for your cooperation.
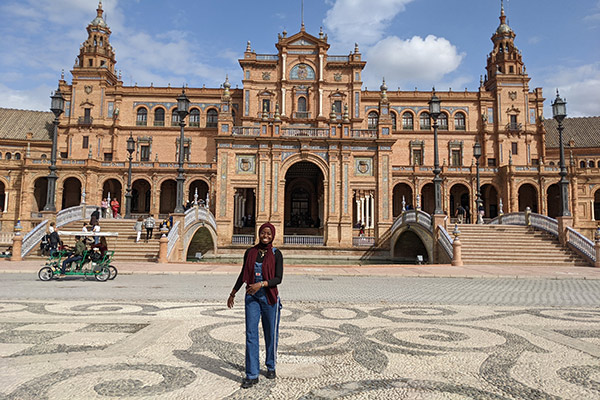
[355,190,375,229]
[233,189,248,228]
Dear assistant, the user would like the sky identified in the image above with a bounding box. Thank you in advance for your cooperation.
[0,0,599,117]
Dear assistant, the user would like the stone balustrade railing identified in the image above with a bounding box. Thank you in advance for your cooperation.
[566,227,596,264]
[391,210,433,233]
[167,221,180,259]
[437,225,453,259]
[232,234,254,245]
[283,235,324,246]
[21,220,48,258]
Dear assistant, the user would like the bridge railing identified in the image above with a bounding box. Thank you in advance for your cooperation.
[489,212,559,237]
[21,220,48,258]
[566,227,596,264]
[184,205,217,233]
[437,225,453,259]
[167,221,180,259]
[391,210,433,233]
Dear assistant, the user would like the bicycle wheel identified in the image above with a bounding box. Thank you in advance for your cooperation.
[108,265,118,280]
[38,267,53,281]
[95,266,110,282]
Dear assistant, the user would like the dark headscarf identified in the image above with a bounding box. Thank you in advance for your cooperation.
[242,222,278,305]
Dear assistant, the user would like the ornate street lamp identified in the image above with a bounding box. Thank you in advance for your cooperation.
[43,88,65,211]
[552,89,571,217]
[124,132,135,219]
[428,90,443,215]
[175,89,190,214]
[473,141,483,224]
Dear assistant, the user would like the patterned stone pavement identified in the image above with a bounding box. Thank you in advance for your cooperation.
[1,300,599,399]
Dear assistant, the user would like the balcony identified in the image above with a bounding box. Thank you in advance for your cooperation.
[293,111,311,119]
[351,129,377,138]
[281,128,328,137]
[232,126,261,136]
[506,122,522,132]
[77,116,93,126]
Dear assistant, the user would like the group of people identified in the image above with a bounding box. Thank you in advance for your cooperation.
[454,203,485,223]
[133,214,157,242]
[100,197,120,219]
[58,234,109,277]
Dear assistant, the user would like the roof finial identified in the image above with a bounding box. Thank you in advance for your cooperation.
[246,41,251,52]
[499,0,507,25]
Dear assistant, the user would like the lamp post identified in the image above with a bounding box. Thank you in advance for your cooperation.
[428,91,443,215]
[552,90,571,217]
[124,133,135,219]
[473,141,483,224]
[174,89,190,214]
[43,88,65,211]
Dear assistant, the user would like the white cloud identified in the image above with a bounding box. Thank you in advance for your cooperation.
[543,63,600,117]
[364,35,465,89]
[0,83,53,111]
[323,0,414,46]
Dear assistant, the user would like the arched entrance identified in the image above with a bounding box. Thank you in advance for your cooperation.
[481,184,499,219]
[132,179,151,213]
[188,179,209,205]
[546,183,560,218]
[393,183,413,217]
[103,179,122,206]
[233,188,256,234]
[284,161,324,235]
[33,177,48,211]
[393,230,429,263]
[160,179,177,214]
[449,183,470,220]
[0,181,5,212]
[186,226,215,260]
[518,183,538,213]
[420,183,434,214]
[594,189,600,221]
[61,177,81,209]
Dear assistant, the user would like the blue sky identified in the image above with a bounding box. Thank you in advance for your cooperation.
[0,0,599,117]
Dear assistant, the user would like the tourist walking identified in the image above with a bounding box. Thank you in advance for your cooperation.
[455,204,466,224]
[144,214,155,241]
[134,216,143,243]
[227,222,283,389]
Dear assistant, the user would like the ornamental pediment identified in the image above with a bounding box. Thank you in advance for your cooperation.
[290,38,315,46]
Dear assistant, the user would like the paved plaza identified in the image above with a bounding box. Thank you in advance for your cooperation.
[1,264,600,399]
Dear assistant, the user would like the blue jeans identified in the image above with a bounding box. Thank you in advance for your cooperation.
[61,255,82,273]
[245,290,281,379]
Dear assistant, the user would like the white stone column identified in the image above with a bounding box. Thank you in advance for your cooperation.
[592,200,596,221]
[369,193,375,229]
[319,89,323,117]
[355,196,360,226]
[319,54,324,81]
[234,192,240,227]
[360,195,365,227]
[281,88,286,116]
[282,54,287,78]
[242,196,247,224]
[3,192,8,212]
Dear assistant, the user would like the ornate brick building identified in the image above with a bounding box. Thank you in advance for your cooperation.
[1,3,599,257]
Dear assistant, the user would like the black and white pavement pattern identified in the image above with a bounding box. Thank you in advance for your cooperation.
[0,274,599,399]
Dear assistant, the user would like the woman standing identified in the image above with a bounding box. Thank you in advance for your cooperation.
[227,222,283,389]
[134,216,143,243]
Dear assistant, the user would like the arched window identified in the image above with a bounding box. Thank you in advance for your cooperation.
[171,110,179,126]
[391,112,397,131]
[5,153,11,160]
[154,108,165,126]
[298,96,307,112]
[206,109,218,128]
[419,112,431,130]
[189,108,200,127]
[580,161,586,168]
[402,112,413,130]
[549,161,554,166]
[232,109,236,124]
[41,154,47,159]
[454,112,466,130]
[367,111,379,129]
[438,113,448,130]
[589,160,596,168]
[136,107,147,126]
[14,153,21,160]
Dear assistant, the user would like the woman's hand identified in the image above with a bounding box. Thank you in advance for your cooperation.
[246,282,263,295]
[227,294,235,308]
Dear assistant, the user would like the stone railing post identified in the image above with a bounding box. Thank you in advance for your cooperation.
[10,220,23,262]
[525,207,531,226]
[158,226,169,263]
[451,224,463,266]
[594,227,600,268]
